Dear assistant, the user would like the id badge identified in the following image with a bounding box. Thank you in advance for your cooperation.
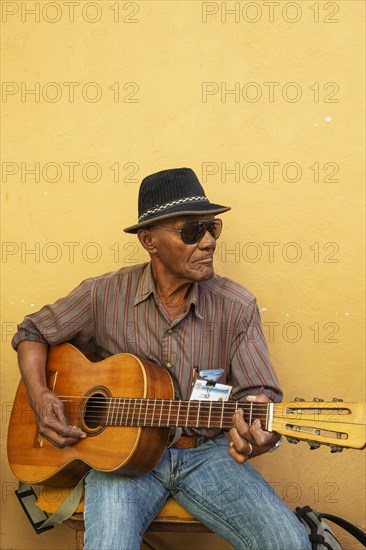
[190,379,232,401]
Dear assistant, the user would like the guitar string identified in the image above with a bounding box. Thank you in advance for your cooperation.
[59,419,364,428]
[60,415,360,425]
[59,406,353,416]
[58,417,365,431]
[58,398,274,410]
[49,399,356,412]
[70,424,355,430]
[58,397,355,410]
[57,397,355,414]
[57,403,364,427]
[58,395,353,403]
[56,396,362,427]
[58,395,353,410]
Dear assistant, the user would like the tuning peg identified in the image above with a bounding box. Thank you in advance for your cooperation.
[312,398,324,402]
[308,441,321,450]
[294,397,305,402]
[332,397,343,402]
[286,437,300,444]
[330,445,344,453]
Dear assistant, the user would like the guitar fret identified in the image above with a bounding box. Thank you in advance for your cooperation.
[125,398,131,426]
[115,398,121,426]
[111,398,118,426]
[158,399,164,427]
[107,399,112,426]
[220,400,224,429]
[176,401,181,427]
[137,399,143,426]
[118,399,123,425]
[131,399,137,426]
[265,404,269,431]
[185,401,190,427]
[167,401,172,427]
[208,401,212,428]
[120,398,126,426]
[249,402,253,426]
[106,400,112,426]
[151,399,157,426]
[111,397,117,426]
[143,399,149,425]
[201,401,210,428]
[196,401,201,428]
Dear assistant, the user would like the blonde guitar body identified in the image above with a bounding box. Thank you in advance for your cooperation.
[8,344,174,486]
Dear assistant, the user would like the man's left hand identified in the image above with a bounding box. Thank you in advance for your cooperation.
[228,394,281,464]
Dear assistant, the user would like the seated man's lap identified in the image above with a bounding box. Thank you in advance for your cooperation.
[83,435,310,550]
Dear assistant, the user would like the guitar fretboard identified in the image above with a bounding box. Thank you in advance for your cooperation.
[95,398,271,430]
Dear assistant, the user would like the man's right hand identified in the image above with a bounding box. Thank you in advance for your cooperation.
[33,387,86,448]
[17,341,86,448]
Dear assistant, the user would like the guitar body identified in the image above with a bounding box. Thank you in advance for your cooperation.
[8,344,174,487]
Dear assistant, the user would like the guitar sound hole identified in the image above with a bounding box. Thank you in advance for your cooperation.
[84,393,107,429]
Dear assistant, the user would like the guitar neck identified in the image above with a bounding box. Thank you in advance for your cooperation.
[100,398,270,430]
[88,397,365,450]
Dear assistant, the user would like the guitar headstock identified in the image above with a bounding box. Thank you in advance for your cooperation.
[272,398,365,452]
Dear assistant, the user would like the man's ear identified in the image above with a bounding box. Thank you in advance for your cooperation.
[137,228,157,254]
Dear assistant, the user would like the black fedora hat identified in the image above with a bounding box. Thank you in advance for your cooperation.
[123,167,231,233]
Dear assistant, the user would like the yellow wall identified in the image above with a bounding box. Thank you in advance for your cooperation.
[1,1,364,549]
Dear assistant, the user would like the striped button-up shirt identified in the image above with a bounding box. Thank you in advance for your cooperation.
[12,262,282,437]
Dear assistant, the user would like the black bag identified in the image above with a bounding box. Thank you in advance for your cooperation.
[295,505,366,549]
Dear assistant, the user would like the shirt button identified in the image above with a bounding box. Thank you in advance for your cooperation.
[167,329,173,334]
[166,362,172,368]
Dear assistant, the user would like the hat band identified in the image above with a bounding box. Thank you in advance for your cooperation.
[138,195,209,222]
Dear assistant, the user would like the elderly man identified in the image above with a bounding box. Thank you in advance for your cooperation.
[12,168,310,550]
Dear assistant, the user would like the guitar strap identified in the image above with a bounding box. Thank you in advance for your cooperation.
[161,364,183,446]
[16,474,87,533]
[167,426,183,447]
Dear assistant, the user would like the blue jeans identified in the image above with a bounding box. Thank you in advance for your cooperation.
[84,435,310,550]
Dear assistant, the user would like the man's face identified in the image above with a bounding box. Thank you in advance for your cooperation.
[144,214,219,284]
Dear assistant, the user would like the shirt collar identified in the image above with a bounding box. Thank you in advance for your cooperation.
[134,262,155,305]
[134,262,204,319]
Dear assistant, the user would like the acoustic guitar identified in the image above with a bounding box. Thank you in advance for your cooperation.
[8,343,365,487]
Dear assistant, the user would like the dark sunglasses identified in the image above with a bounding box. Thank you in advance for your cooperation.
[151,219,223,245]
